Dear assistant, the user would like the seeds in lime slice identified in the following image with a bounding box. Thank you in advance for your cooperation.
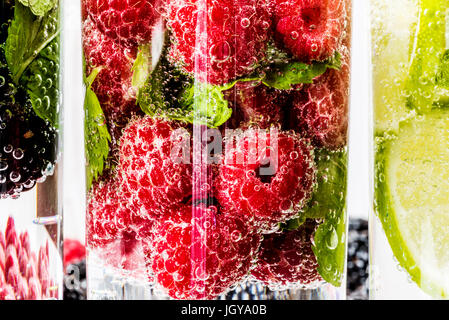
[375,110,449,298]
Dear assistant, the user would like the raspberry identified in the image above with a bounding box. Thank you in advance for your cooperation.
[288,46,350,149]
[118,116,193,219]
[63,239,86,266]
[87,176,154,274]
[223,81,286,129]
[165,0,271,85]
[274,0,348,62]
[0,51,56,198]
[251,221,322,286]
[147,203,261,299]
[84,0,161,48]
[87,178,132,249]
[0,216,55,300]
[215,129,316,231]
[82,17,141,146]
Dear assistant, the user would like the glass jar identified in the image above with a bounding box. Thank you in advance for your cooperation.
[82,0,352,300]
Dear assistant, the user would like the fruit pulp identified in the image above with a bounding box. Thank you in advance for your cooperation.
[82,0,352,300]
[371,0,449,299]
[0,0,63,300]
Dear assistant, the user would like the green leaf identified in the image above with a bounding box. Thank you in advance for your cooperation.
[404,0,448,113]
[4,2,59,84]
[84,67,111,190]
[132,44,151,90]
[18,0,57,16]
[4,3,59,125]
[137,46,232,128]
[262,53,341,90]
[310,148,348,287]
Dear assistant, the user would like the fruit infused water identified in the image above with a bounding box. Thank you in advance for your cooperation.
[0,0,63,299]
[371,0,449,299]
[82,0,352,300]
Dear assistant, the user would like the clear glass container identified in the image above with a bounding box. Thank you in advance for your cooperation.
[0,0,63,300]
[82,0,352,300]
[370,0,449,299]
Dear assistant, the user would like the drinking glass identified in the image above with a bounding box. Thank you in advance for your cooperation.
[370,0,449,299]
[0,0,64,300]
[82,0,352,300]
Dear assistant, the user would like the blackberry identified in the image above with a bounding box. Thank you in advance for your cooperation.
[0,0,14,43]
[347,218,369,300]
[63,260,87,300]
[0,51,56,197]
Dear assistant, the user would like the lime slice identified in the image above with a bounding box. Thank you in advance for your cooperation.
[375,110,449,298]
[371,0,417,133]
[404,0,448,113]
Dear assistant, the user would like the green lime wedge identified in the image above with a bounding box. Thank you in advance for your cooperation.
[375,109,449,299]
[404,0,448,113]
[371,0,417,133]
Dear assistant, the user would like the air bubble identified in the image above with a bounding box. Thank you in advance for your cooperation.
[10,171,21,183]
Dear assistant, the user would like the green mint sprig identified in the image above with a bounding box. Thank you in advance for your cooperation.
[4,2,60,125]
[84,67,111,190]
[18,0,57,17]
[311,149,347,287]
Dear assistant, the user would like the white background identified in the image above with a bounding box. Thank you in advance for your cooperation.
[62,0,371,241]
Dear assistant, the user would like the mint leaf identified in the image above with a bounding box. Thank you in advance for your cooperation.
[132,44,151,90]
[18,0,57,16]
[137,45,232,128]
[189,83,233,127]
[84,68,111,190]
[310,149,347,287]
[5,3,60,84]
[404,0,448,112]
[262,53,341,90]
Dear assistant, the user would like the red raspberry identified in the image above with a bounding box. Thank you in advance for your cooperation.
[288,45,350,149]
[274,0,349,62]
[87,176,154,274]
[84,0,161,48]
[118,116,193,219]
[87,178,132,249]
[147,203,261,299]
[252,221,322,286]
[223,81,286,129]
[215,129,316,231]
[82,17,141,145]
[165,0,271,85]
[63,239,86,266]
